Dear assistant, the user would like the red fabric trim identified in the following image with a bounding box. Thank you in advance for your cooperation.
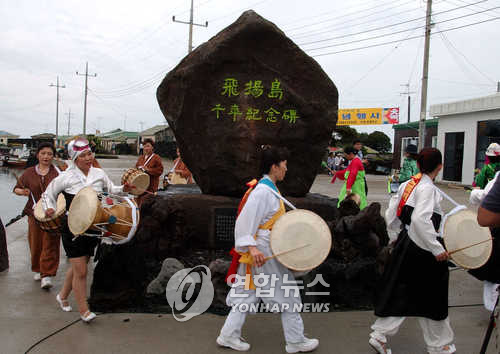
[225,178,258,284]
[396,173,423,217]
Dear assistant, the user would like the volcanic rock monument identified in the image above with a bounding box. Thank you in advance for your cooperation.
[90,11,387,314]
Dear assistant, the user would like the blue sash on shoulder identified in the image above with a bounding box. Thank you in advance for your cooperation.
[258,177,279,193]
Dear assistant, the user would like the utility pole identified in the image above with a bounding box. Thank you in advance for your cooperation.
[173,0,208,53]
[49,76,65,145]
[400,84,416,123]
[418,0,433,151]
[124,115,127,130]
[76,62,97,136]
[65,108,72,136]
[139,121,145,133]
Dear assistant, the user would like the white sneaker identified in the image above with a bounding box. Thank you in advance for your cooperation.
[285,337,319,353]
[369,337,392,354]
[216,334,250,351]
[427,344,456,354]
[33,273,41,281]
[41,277,53,289]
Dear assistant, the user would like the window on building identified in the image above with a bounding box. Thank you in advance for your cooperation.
[401,137,418,167]
[476,120,500,169]
[431,136,437,148]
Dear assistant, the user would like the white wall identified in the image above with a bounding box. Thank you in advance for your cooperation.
[436,110,500,185]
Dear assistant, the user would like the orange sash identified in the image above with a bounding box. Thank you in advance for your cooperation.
[225,178,285,290]
[397,173,423,217]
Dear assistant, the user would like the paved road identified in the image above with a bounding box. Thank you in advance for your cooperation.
[1,155,496,354]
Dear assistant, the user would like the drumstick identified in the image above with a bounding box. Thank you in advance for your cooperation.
[448,238,493,255]
[264,243,311,261]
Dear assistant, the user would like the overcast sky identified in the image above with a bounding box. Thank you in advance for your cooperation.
[1,0,499,143]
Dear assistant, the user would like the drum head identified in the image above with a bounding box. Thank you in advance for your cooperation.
[34,194,66,222]
[129,172,150,196]
[270,209,332,271]
[443,209,492,269]
[68,187,99,235]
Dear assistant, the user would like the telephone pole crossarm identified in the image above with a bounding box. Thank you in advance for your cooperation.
[172,0,208,53]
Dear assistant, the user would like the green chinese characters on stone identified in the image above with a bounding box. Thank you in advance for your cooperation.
[244,80,264,98]
[264,107,280,123]
[211,104,225,119]
[246,107,262,121]
[228,104,243,122]
[221,78,239,97]
[282,109,299,123]
[268,79,283,100]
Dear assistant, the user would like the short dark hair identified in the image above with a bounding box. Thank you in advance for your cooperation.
[353,140,362,145]
[417,148,442,174]
[260,146,289,175]
[344,146,356,155]
[143,138,154,147]
[36,142,56,155]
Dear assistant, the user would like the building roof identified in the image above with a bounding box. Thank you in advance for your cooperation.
[31,133,55,139]
[100,129,138,139]
[140,124,169,136]
[0,130,19,137]
[392,118,439,130]
[430,92,500,117]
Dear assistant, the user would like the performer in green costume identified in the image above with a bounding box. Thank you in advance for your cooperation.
[331,146,367,210]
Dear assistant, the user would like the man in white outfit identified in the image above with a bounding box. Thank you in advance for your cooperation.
[217,146,319,353]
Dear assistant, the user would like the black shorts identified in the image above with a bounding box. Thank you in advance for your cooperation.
[61,229,99,258]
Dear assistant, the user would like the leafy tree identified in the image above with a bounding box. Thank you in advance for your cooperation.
[365,131,392,153]
[331,126,359,146]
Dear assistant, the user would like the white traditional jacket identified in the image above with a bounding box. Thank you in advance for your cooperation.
[42,166,123,211]
[385,173,445,257]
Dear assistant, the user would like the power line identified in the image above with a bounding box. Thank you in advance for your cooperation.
[311,15,500,57]
[87,88,128,120]
[286,0,406,33]
[290,0,416,39]
[345,27,420,95]
[429,77,494,86]
[206,0,270,23]
[448,0,500,17]
[298,0,487,46]
[279,0,379,30]
[305,5,500,52]
[437,23,496,84]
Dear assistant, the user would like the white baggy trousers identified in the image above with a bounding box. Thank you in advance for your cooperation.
[370,316,454,351]
[220,237,306,344]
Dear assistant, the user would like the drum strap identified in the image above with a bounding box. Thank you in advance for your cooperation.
[397,173,422,217]
[226,178,287,289]
[143,153,155,167]
[123,197,138,241]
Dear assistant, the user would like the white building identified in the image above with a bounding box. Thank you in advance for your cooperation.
[430,93,500,185]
